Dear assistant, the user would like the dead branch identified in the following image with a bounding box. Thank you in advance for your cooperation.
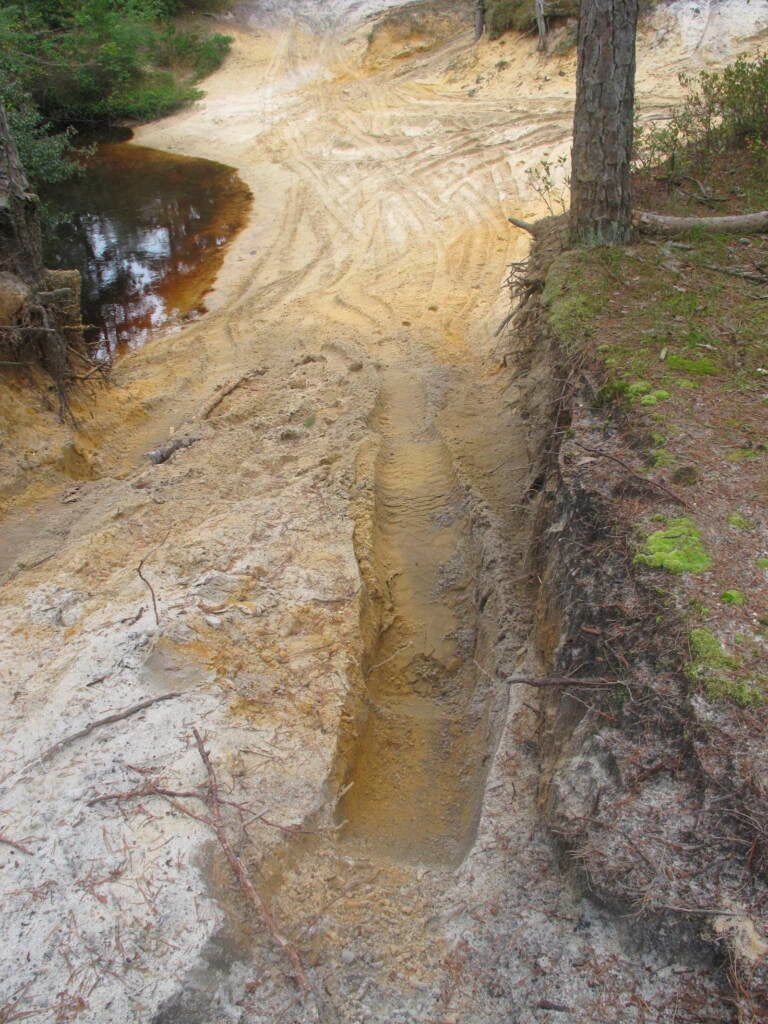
[699,262,768,285]
[634,209,768,236]
[146,435,198,465]
[493,308,516,338]
[573,441,691,510]
[190,728,311,992]
[507,215,537,235]
[505,675,622,688]
[136,557,160,625]
[38,692,181,764]
[0,833,33,855]
[201,368,266,420]
[90,732,312,995]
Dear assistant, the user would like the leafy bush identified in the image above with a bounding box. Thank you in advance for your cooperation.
[0,0,232,131]
[525,153,570,214]
[0,79,82,189]
[634,53,768,172]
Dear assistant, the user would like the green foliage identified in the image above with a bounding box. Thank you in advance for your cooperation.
[485,0,536,37]
[704,675,765,707]
[525,154,569,215]
[686,628,765,706]
[756,557,768,569]
[634,53,768,171]
[484,0,579,38]
[727,511,752,529]
[543,252,608,350]
[0,0,231,131]
[720,589,746,605]
[639,389,670,406]
[635,517,712,574]
[665,354,719,375]
[689,627,738,668]
[0,80,82,188]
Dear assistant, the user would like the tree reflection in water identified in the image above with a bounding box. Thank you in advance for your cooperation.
[45,143,251,360]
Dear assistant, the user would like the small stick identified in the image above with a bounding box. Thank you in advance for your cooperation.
[0,833,33,855]
[574,442,691,510]
[137,557,160,626]
[505,676,622,688]
[493,308,516,338]
[191,728,311,992]
[700,262,768,285]
[38,692,181,764]
[201,369,265,420]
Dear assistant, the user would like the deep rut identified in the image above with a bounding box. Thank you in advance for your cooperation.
[339,367,491,865]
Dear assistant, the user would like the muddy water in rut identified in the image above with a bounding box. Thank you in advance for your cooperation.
[340,368,487,865]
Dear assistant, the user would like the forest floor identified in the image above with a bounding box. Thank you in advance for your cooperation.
[0,1,767,1022]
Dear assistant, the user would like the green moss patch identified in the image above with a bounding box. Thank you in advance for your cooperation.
[727,512,752,530]
[686,628,763,706]
[720,589,747,605]
[635,517,712,575]
[665,354,720,376]
[689,627,739,669]
[543,252,609,351]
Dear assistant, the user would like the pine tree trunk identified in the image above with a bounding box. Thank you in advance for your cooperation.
[474,0,485,40]
[535,0,547,51]
[569,0,639,245]
[0,103,44,283]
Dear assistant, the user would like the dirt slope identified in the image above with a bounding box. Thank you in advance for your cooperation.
[1,2,767,1022]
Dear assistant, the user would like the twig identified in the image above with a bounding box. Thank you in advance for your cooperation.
[201,369,265,420]
[89,735,315,997]
[191,728,311,992]
[0,833,33,855]
[573,442,691,510]
[493,308,516,337]
[136,557,160,625]
[505,675,623,688]
[700,262,768,285]
[37,692,182,764]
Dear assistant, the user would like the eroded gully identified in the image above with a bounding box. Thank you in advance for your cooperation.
[1,2,759,1021]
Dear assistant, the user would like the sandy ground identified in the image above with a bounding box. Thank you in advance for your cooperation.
[1,2,768,1022]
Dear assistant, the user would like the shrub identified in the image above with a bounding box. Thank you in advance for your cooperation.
[0,0,232,131]
[634,52,768,172]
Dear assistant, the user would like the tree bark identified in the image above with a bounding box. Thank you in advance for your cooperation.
[0,104,44,283]
[474,0,485,40]
[535,0,547,51]
[570,0,639,245]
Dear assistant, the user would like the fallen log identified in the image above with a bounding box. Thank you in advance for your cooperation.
[634,209,768,236]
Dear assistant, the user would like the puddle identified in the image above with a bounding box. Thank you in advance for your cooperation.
[44,142,251,358]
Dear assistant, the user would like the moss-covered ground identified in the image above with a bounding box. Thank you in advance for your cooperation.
[543,153,768,708]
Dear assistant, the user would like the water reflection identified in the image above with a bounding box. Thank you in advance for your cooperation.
[44,143,251,359]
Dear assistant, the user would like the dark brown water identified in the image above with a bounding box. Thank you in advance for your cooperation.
[44,142,251,358]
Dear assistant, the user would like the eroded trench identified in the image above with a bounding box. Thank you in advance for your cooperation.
[337,366,495,866]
